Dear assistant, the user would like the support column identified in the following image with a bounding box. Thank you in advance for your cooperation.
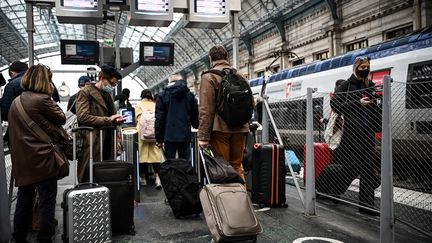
[114,11,122,93]
[421,0,432,28]
[26,1,34,66]
[193,69,200,95]
[305,88,316,216]
[231,11,240,69]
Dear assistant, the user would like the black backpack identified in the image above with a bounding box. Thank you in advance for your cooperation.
[203,68,254,127]
[159,159,202,218]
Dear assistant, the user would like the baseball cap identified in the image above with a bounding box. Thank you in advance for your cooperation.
[78,75,91,87]
[100,64,122,80]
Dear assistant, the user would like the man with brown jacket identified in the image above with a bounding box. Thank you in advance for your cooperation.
[198,45,250,180]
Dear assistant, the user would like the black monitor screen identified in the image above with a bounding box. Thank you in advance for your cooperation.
[139,42,174,66]
[136,0,169,12]
[61,0,98,9]
[60,40,100,65]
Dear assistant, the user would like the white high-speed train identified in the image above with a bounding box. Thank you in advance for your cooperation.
[249,27,432,171]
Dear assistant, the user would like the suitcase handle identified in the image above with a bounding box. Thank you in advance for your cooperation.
[99,126,118,161]
[75,182,100,188]
[199,148,214,184]
[71,128,94,185]
[72,126,94,132]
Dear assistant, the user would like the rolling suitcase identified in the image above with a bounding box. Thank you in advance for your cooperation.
[251,143,287,208]
[159,151,202,218]
[315,164,352,195]
[62,127,112,243]
[87,126,135,235]
[199,149,262,243]
[303,143,333,181]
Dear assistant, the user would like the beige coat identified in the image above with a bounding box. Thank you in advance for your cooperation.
[135,99,162,163]
[76,84,116,181]
[198,60,249,141]
[9,91,69,186]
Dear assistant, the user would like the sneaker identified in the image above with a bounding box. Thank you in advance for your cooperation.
[155,176,162,190]
[140,177,147,186]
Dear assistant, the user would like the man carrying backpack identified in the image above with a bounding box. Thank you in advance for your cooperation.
[155,73,199,161]
[198,45,254,181]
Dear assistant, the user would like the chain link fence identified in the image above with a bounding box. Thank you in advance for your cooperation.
[266,80,432,236]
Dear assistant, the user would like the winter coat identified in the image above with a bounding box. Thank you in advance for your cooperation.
[135,99,162,163]
[1,71,25,121]
[76,84,116,181]
[198,60,250,141]
[330,74,381,166]
[155,80,199,143]
[8,91,68,186]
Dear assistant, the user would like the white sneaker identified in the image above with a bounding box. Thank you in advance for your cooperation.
[140,177,147,186]
[155,176,162,189]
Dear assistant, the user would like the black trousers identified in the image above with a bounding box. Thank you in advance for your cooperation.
[164,142,191,161]
[12,177,57,243]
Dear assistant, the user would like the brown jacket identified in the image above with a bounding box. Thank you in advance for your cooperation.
[198,60,249,141]
[9,91,68,186]
[76,84,116,181]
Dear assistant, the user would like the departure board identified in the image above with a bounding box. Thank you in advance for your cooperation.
[61,0,98,8]
[136,0,169,12]
[195,0,226,15]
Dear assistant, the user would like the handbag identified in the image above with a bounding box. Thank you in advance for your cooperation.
[200,148,244,184]
[62,99,83,160]
[15,97,69,180]
[324,112,344,150]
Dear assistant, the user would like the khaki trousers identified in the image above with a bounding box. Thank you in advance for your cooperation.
[210,131,247,180]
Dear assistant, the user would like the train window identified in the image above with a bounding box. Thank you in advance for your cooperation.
[305,64,316,74]
[330,57,342,69]
[291,69,299,78]
[406,61,432,109]
[268,75,276,83]
[298,66,307,76]
[320,59,331,72]
[340,54,353,67]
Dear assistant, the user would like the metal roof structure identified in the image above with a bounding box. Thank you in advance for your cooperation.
[0,0,332,88]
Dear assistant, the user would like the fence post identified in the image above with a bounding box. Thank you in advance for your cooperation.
[305,88,316,216]
[380,75,394,243]
[0,110,11,241]
[262,95,269,143]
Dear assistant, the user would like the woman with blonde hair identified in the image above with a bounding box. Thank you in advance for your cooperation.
[135,89,162,189]
[9,64,69,243]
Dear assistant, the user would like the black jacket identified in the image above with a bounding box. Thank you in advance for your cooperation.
[1,71,25,121]
[155,80,199,143]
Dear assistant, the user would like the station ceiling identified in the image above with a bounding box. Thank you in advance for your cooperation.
[0,0,327,88]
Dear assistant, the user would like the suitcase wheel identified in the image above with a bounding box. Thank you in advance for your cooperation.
[281,203,288,208]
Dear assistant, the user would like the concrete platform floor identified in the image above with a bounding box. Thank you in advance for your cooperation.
[11,174,431,243]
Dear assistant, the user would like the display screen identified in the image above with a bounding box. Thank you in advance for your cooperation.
[121,108,136,127]
[61,0,98,9]
[139,42,174,66]
[195,0,225,15]
[60,40,99,65]
[136,0,169,12]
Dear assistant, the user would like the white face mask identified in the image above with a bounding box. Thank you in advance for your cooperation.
[102,84,114,93]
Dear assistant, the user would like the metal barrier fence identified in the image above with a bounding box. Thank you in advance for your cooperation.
[265,79,432,237]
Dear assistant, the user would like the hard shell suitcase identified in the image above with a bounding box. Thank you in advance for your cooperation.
[303,143,333,181]
[199,149,262,243]
[315,164,352,195]
[86,126,135,235]
[251,143,287,208]
[62,127,112,243]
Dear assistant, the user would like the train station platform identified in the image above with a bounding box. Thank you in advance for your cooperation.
[10,173,430,243]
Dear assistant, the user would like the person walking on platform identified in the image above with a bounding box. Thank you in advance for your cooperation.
[135,89,162,188]
[155,73,199,161]
[198,45,251,181]
[8,64,69,243]
[115,88,132,110]
[75,64,125,182]
[1,61,28,142]
[67,75,91,114]
[330,56,381,215]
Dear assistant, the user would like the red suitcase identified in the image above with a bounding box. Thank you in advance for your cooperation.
[303,143,333,181]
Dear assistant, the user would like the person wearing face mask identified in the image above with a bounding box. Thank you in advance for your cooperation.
[330,57,381,216]
[75,64,125,182]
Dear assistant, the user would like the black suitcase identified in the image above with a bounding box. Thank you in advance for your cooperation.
[159,157,202,218]
[251,143,287,208]
[83,126,135,235]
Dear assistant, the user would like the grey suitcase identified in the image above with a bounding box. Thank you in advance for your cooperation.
[62,127,112,243]
[199,149,262,243]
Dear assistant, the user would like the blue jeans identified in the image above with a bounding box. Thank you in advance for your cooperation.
[13,177,57,243]
[164,142,191,161]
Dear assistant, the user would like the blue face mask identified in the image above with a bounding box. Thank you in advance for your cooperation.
[102,84,114,93]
